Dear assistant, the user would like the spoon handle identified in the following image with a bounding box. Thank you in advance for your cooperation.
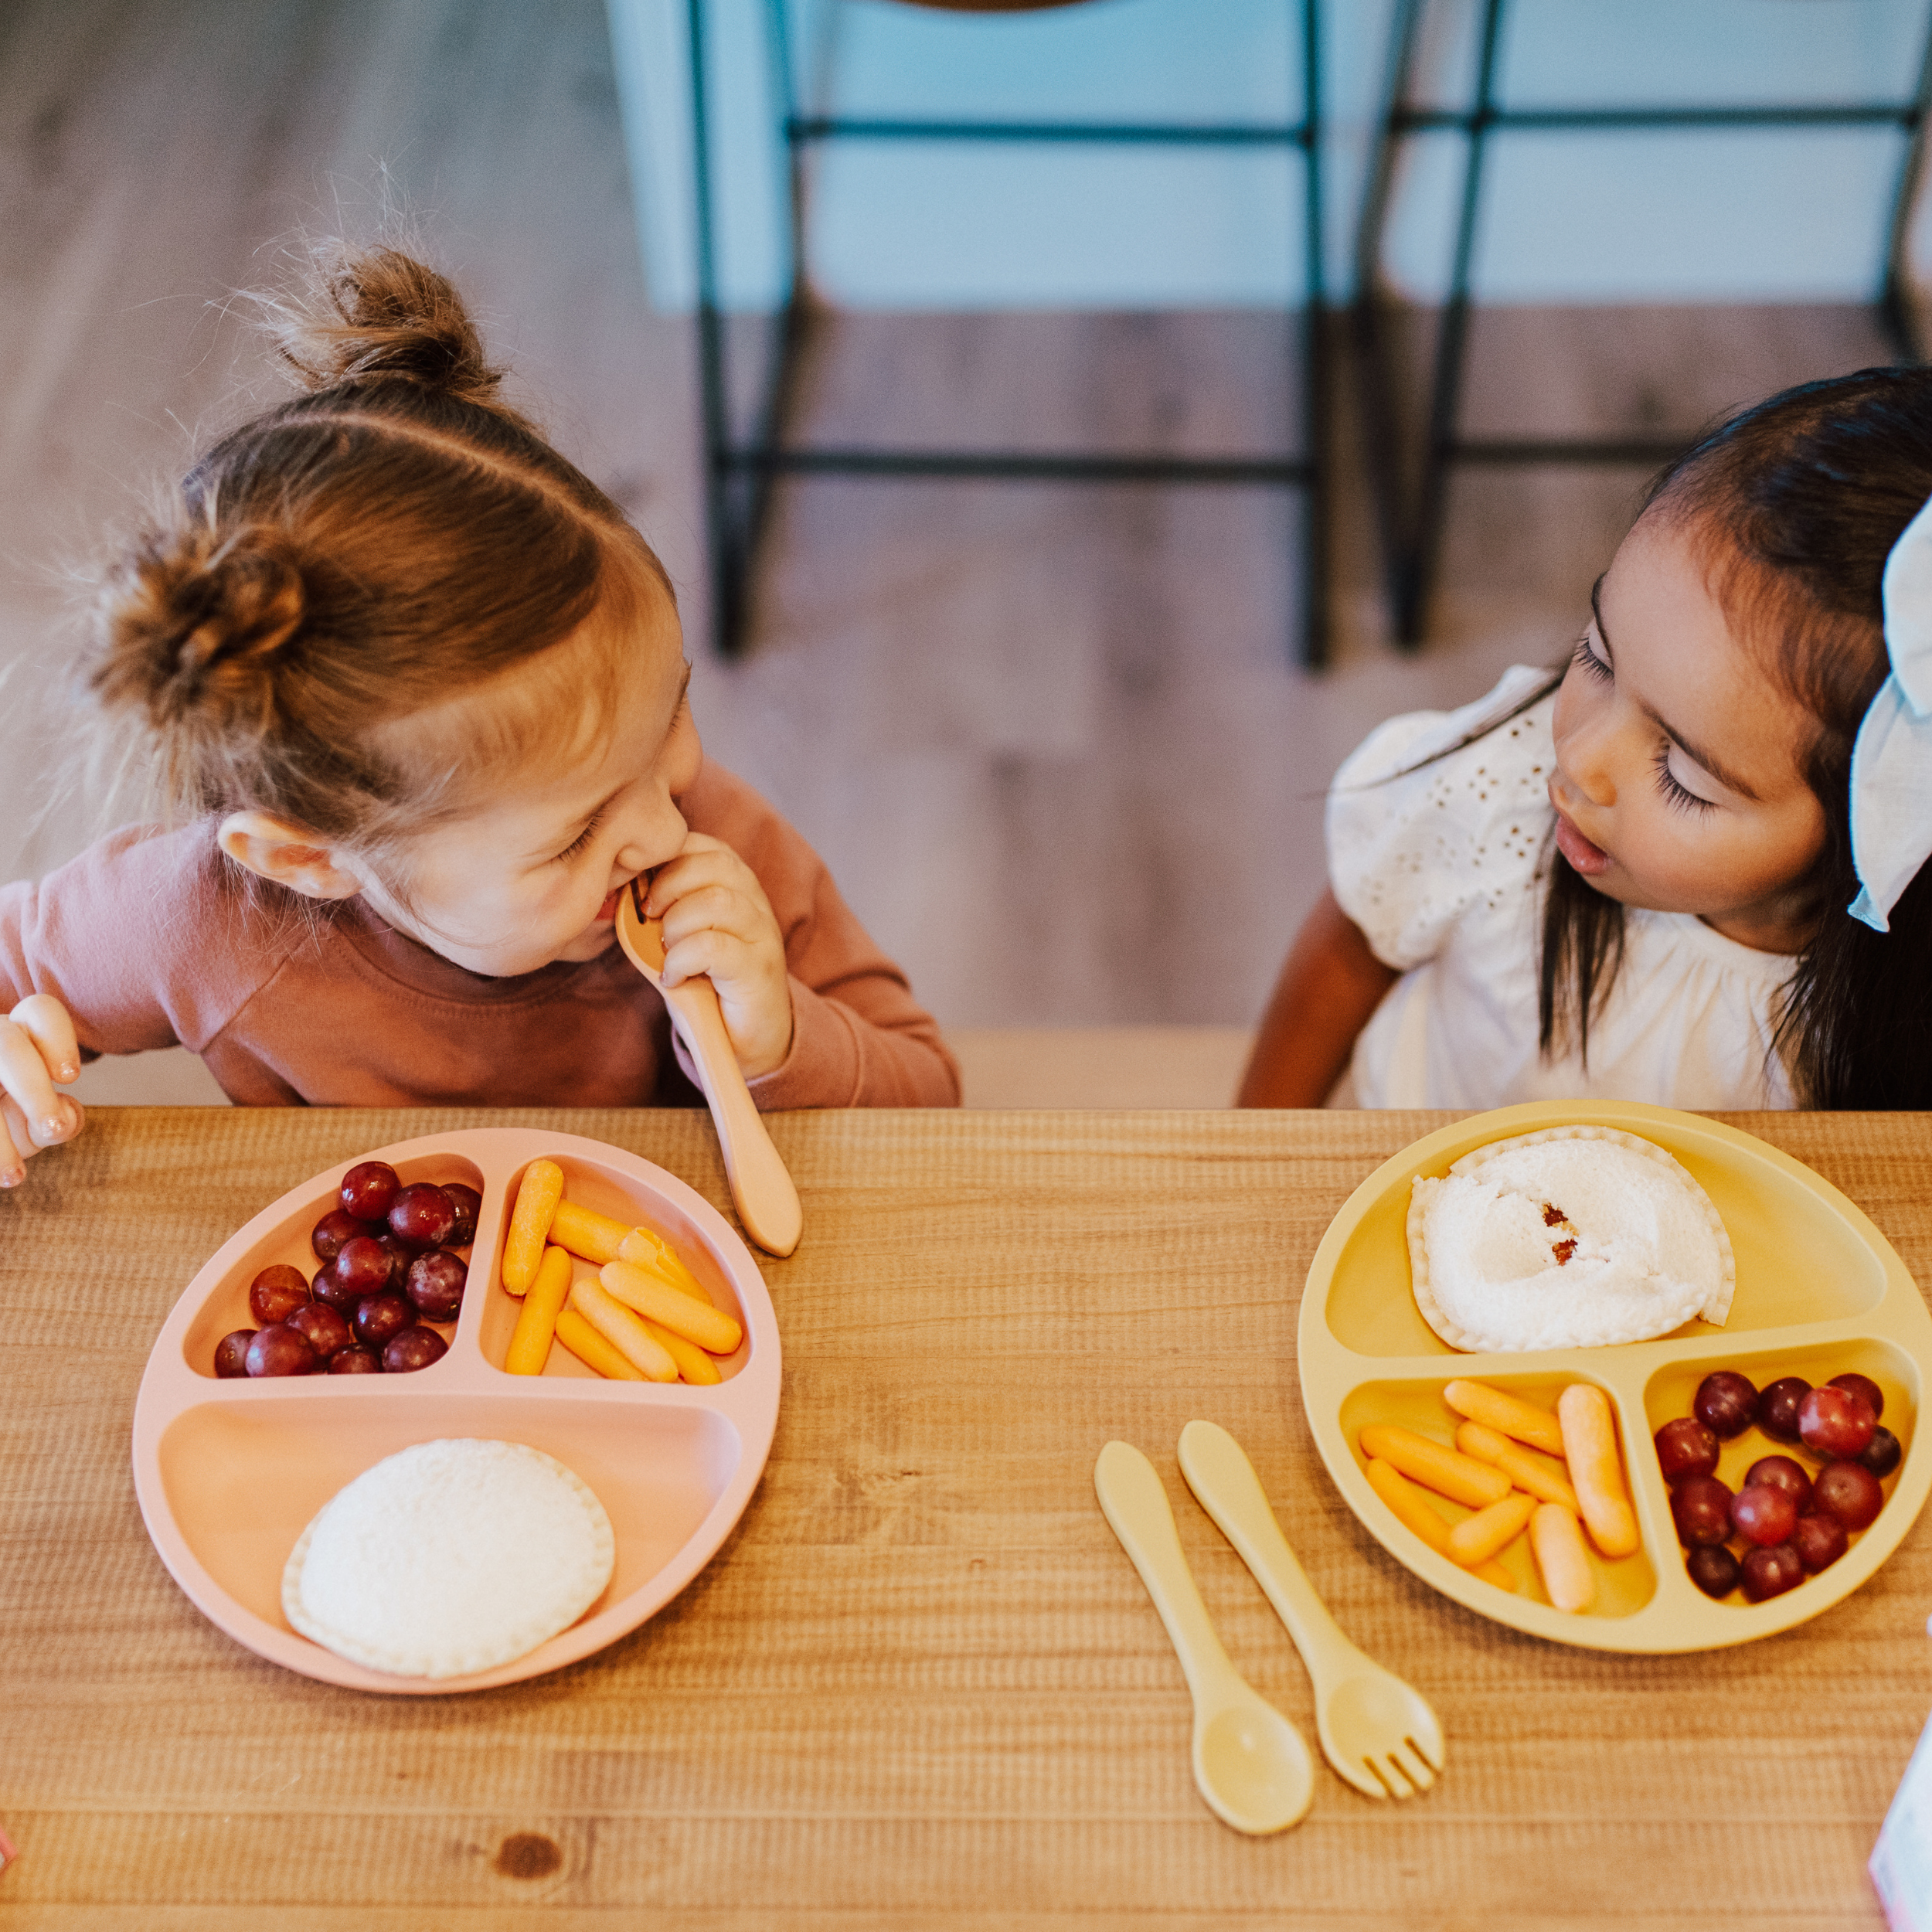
[615,889,803,1257]
[1094,1440,1240,1708]
[660,977,804,1259]
[1178,1420,1359,1690]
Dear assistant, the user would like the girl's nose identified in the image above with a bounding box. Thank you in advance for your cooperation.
[1556,726,1617,808]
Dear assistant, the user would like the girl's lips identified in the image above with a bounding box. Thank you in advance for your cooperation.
[595,889,621,923]
[1553,810,1613,877]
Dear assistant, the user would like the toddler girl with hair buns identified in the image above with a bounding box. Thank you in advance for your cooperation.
[0,246,957,1182]
[1240,363,1932,1113]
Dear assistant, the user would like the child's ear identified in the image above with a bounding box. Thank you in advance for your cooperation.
[216,812,365,901]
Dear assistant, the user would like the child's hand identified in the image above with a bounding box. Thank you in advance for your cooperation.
[643,833,794,1080]
[1,995,84,1188]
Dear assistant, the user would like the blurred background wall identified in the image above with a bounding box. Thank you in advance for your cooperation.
[0,0,1923,1104]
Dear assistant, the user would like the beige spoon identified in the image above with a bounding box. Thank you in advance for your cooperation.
[1094,1440,1315,1835]
[1178,1420,1444,1801]
[614,881,803,1258]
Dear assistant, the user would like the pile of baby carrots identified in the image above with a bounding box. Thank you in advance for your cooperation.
[1360,1378,1637,1614]
[498,1160,743,1384]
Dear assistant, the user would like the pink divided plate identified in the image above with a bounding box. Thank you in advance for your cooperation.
[131,1128,781,1692]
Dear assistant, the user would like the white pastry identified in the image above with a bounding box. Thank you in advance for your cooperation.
[283,1438,614,1679]
[1406,1126,1734,1354]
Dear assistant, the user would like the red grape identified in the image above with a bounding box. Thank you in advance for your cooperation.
[1812,1461,1885,1531]
[322,1235,393,1307]
[1792,1512,1849,1573]
[1733,1484,1798,1548]
[311,1207,379,1262]
[1693,1371,1758,1440]
[1757,1377,1811,1444]
[213,1328,255,1378]
[1798,1384,1876,1460]
[404,1250,467,1321]
[388,1182,457,1250]
[1670,1475,1734,1547]
[285,1301,353,1361]
[338,1160,401,1223]
[383,1327,447,1374]
[1829,1372,1884,1422]
[375,1231,412,1289]
[443,1183,481,1247]
[352,1291,417,1349]
[1740,1544,1804,1602]
[1654,1417,1720,1486]
[1742,1455,1811,1512]
[247,1264,311,1327]
[328,1346,383,1375]
[1860,1426,1903,1479]
[245,1323,316,1377]
[1685,1544,1740,1599]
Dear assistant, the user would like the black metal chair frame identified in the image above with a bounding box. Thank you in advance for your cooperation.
[1352,0,1932,648]
[685,0,1333,665]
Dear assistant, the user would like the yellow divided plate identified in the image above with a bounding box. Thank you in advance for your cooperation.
[1298,1100,1932,1651]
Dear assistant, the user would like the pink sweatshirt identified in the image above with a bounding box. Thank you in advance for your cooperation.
[0,760,959,1111]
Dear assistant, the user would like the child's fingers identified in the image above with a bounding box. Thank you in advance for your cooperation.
[0,1096,30,1187]
[658,924,758,993]
[643,839,774,923]
[9,995,80,1084]
[656,882,773,957]
[0,1019,74,1146]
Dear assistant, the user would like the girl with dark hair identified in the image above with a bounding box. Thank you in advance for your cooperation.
[1239,364,1932,1112]
[0,245,957,1182]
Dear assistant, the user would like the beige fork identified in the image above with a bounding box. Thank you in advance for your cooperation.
[1179,1420,1445,1801]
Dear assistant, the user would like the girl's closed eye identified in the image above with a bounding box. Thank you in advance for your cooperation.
[1652,743,1717,815]
[555,808,604,863]
[1573,631,1612,682]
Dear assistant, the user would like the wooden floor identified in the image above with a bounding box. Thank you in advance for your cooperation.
[0,0,1904,1085]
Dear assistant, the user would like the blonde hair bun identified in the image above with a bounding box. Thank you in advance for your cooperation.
[91,521,309,737]
[273,243,507,411]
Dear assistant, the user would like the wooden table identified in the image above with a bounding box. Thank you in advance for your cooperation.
[3,1107,1928,1929]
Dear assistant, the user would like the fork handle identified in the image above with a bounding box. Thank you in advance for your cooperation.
[1178,1420,1362,1688]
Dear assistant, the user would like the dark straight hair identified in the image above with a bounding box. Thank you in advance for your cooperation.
[1538,363,1932,1106]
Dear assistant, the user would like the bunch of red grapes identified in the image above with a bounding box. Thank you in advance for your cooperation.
[1655,1369,1902,1604]
[213,1162,479,1378]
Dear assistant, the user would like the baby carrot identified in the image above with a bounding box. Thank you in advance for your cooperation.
[502,1159,565,1294]
[1557,1384,1641,1558]
[553,1307,646,1381]
[547,1199,632,1266]
[1442,1379,1566,1457]
[599,1260,743,1356]
[569,1276,678,1382]
[1447,1491,1536,1568]
[505,1244,573,1376]
[642,1316,723,1385]
[1530,1503,1596,1613]
[616,1225,712,1302]
[1365,1458,1515,1591]
[1454,1420,1581,1514]
[1359,1424,1511,1509]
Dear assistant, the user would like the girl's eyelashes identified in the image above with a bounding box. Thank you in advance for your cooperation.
[554,807,605,862]
[1572,634,1612,682]
[1652,743,1716,816]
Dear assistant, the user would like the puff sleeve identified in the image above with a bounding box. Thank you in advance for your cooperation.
[1326,665,1559,972]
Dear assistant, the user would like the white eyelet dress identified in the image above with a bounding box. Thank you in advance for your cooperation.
[1328,665,1798,1111]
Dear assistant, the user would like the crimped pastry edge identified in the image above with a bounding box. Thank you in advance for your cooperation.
[1406,1124,1737,1352]
[281,1439,616,1681]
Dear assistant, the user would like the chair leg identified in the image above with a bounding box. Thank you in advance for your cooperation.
[1879,0,1932,361]
[1400,0,1508,650]
[1297,0,1329,669]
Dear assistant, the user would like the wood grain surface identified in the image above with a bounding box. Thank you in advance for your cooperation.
[2,1107,1927,1928]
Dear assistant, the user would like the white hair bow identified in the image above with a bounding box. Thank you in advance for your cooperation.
[1849,494,1932,931]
